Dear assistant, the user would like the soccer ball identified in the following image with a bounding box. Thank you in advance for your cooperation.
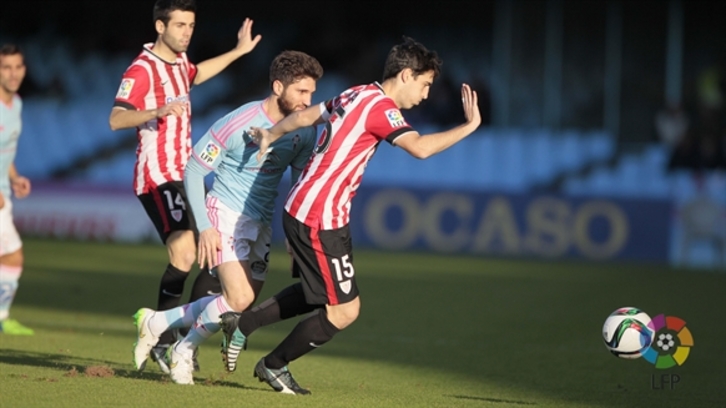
[602,307,654,359]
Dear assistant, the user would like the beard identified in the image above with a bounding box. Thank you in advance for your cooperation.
[276,93,296,117]
[276,89,307,117]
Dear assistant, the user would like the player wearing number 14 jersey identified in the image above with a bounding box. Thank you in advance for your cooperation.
[218,36,482,395]
[109,0,261,373]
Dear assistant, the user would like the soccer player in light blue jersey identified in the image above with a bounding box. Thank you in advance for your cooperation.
[0,44,33,336]
[132,50,324,384]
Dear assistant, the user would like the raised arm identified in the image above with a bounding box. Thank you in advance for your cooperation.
[251,103,325,162]
[394,84,481,159]
[193,18,261,85]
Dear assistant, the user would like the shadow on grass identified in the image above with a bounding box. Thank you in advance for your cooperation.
[0,348,267,391]
[447,394,537,405]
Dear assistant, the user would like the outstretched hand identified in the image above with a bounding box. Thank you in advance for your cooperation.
[250,126,272,163]
[461,83,481,129]
[234,18,262,56]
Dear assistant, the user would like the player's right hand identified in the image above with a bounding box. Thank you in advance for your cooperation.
[156,101,188,118]
[198,228,222,269]
[250,126,272,163]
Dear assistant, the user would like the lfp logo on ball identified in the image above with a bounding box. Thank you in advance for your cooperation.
[602,307,694,368]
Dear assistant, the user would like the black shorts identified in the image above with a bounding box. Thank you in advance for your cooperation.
[137,181,198,244]
[283,210,359,306]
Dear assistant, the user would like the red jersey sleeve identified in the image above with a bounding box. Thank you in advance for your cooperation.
[187,60,198,85]
[113,65,150,111]
[365,98,415,144]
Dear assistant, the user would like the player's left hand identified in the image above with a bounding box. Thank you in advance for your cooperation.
[250,126,272,163]
[461,83,481,129]
[10,176,31,199]
[234,18,262,56]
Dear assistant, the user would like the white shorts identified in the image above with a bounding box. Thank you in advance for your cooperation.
[0,199,22,256]
[206,196,271,282]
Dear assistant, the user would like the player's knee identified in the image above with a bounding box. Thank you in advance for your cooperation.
[327,297,360,330]
[169,250,196,271]
[166,235,197,270]
[224,291,255,312]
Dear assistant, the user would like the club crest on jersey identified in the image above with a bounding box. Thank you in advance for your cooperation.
[385,109,406,128]
[200,141,220,164]
[339,280,352,294]
[116,79,135,99]
[171,209,183,222]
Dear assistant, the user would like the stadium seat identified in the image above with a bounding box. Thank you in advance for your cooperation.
[524,129,557,185]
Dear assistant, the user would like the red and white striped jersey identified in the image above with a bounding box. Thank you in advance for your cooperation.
[113,43,198,195]
[285,82,414,230]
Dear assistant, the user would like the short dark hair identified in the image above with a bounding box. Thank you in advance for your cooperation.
[382,36,442,81]
[269,51,324,88]
[153,0,196,26]
[0,44,22,58]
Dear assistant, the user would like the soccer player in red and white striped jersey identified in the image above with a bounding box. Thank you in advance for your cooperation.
[109,0,261,373]
[219,37,481,394]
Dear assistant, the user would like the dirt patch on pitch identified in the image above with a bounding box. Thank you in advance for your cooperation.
[84,365,115,378]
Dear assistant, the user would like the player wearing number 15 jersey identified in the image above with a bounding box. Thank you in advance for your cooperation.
[109,0,261,373]
[219,36,482,395]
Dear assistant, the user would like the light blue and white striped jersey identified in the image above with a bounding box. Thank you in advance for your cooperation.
[184,100,317,231]
[0,95,22,199]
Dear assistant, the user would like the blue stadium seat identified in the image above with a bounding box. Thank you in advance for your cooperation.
[585,166,617,196]
[485,129,527,191]
[525,129,557,185]
[584,130,616,163]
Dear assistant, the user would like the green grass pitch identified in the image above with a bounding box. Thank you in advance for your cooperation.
[0,238,724,407]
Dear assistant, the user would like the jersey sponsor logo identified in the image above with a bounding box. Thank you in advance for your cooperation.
[385,109,406,128]
[292,134,300,150]
[166,94,189,104]
[339,280,352,294]
[200,141,220,164]
[116,79,135,99]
